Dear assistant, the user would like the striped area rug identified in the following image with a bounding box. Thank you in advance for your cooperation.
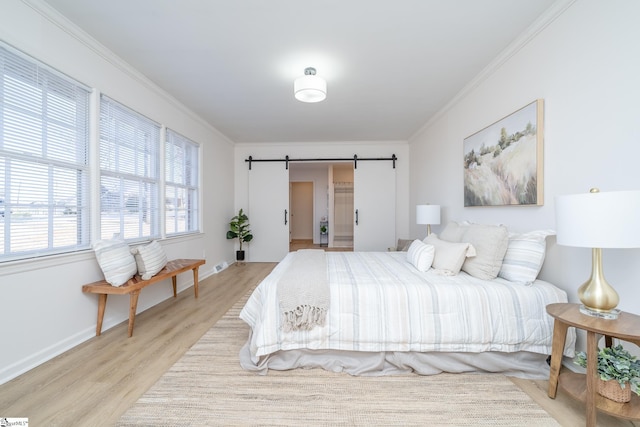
[117,292,559,426]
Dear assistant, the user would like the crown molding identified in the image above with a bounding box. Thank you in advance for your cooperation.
[234,140,408,150]
[20,0,234,146]
[409,0,578,142]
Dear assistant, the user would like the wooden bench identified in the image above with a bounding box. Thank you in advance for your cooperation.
[82,258,205,337]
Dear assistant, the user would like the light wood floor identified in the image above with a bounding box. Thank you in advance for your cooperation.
[0,261,637,426]
[290,238,353,252]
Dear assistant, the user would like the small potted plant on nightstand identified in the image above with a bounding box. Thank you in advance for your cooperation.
[226,208,253,262]
[574,344,640,403]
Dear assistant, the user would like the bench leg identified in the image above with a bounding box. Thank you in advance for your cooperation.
[193,267,200,298]
[172,276,177,298]
[96,294,108,336]
[128,290,141,338]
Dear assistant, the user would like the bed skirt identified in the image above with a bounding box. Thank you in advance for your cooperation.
[239,333,551,380]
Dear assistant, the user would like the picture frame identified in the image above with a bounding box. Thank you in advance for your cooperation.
[463,99,544,207]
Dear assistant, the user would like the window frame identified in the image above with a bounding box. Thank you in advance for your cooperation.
[0,42,91,262]
[98,94,161,243]
[165,128,200,237]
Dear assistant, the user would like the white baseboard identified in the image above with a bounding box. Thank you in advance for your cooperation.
[0,272,215,385]
[0,327,95,385]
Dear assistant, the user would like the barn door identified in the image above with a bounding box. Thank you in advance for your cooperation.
[353,161,396,251]
[248,162,290,261]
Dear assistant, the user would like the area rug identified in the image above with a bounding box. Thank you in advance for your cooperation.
[117,292,559,426]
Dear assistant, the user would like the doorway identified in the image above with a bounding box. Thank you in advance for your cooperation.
[284,160,395,253]
[329,164,354,249]
[288,163,355,253]
[290,181,314,245]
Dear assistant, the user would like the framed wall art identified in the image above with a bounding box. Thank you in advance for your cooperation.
[463,99,544,207]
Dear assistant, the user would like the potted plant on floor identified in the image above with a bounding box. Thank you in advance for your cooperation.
[574,344,640,403]
[226,208,253,262]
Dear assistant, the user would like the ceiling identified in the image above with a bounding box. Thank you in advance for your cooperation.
[42,0,557,143]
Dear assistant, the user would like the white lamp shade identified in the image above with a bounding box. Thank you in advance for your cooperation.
[294,75,327,103]
[555,190,640,248]
[416,205,441,225]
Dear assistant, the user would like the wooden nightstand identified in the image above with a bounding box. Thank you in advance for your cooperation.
[546,303,640,427]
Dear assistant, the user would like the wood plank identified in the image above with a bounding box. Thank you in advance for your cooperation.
[511,376,638,427]
[559,371,640,420]
[82,259,205,295]
[546,303,640,345]
[0,262,273,426]
[83,258,205,337]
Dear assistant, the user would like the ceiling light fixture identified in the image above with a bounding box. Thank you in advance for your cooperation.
[294,67,326,103]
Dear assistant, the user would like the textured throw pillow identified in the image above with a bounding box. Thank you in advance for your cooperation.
[498,230,555,284]
[406,240,435,272]
[424,234,475,275]
[460,224,509,280]
[439,221,469,243]
[93,238,137,287]
[396,238,414,251]
[131,240,168,280]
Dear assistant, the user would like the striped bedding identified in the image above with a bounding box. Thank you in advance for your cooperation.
[240,251,575,365]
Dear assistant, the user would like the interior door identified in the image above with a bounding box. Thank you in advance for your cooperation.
[353,161,396,251]
[248,162,290,262]
[290,181,313,240]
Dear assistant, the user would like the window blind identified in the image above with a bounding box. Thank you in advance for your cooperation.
[0,43,90,261]
[166,129,199,235]
[99,95,160,241]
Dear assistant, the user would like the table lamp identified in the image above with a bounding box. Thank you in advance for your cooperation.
[555,188,640,319]
[416,204,441,236]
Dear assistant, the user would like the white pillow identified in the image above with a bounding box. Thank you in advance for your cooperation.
[406,240,435,272]
[93,238,137,287]
[439,221,469,242]
[460,224,509,280]
[424,234,475,275]
[131,240,168,280]
[498,230,554,284]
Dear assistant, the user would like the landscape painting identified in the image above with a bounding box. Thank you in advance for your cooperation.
[463,99,544,207]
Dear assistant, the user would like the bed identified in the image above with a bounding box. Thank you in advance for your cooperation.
[239,225,576,380]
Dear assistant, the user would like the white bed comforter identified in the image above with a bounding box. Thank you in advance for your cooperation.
[240,251,575,364]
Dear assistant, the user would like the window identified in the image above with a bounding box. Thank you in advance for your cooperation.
[0,43,90,262]
[165,129,199,235]
[0,45,202,263]
[99,95,160,241]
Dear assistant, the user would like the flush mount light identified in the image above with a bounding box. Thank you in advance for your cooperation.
[294,67,327,103]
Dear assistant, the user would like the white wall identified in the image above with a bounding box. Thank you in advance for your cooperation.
[409,0,640,352]
[0,1,235,384]
[234,141,410,258]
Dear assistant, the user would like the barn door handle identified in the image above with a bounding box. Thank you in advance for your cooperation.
[355,209,359,225]
[284,209,288,225]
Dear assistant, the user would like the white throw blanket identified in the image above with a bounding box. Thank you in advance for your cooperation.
[278,249,329,332]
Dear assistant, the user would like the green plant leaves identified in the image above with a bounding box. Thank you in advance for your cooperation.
[574,344,640,393]
[226,208,252,250]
